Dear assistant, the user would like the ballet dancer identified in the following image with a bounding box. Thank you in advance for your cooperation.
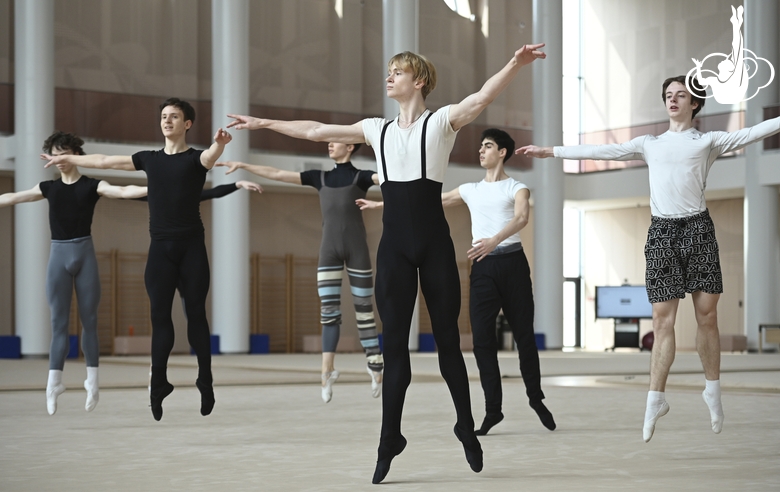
[358,128,555,435]
[217,142,384,403]
[1,131,146,415]
[42,98,232,421]
[518,74,780,442]
[226,43,546,483]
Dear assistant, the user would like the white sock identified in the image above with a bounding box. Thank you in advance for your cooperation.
[84,366,99,412]
[46,370,66,416]
[643,391,669,442]
[702,379,724,434]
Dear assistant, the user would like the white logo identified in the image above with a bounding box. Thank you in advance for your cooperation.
[686,5,774,104]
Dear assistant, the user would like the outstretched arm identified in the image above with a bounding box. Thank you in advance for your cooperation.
[216,161,302,185]
[0,184,44,207]
[468,188,530,261]
[356,198,383,210]
[441,188,464,208]
[517,136,645,161]
[200,128,233,170]
[448,43,546,131]
[41,153,135,171]
[96,181,147,199]
[198,181,263,202]
[226,114,366,145]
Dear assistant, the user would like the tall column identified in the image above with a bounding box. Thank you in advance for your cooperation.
[744,0,779,349]
[14,0,55,356]
[211,0,251,353]
[532,0,564,349]
[382,0,420,351]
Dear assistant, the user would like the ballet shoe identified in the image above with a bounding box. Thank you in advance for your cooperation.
[475,412,504,436]
[643,401,669,442]
[372,436,407,484]
[453,425,483,473]
[149,382,174,421]
[530,400,556,431]
[196,379,215,416]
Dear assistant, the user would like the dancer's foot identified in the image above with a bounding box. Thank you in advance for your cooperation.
[530,400,556,430]
[372,436,407,484]
[453,425,483,473]
[150,382,174,421]
[702,381,724,434]
[367,367,382,398]
[196,379,215,416]
[46,370,65,416]
[643,399,669,442]
[321,370,339,403]
[84,367,99,412]
[474,412,504,436]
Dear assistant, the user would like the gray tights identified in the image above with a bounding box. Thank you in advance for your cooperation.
[47,236,101,370]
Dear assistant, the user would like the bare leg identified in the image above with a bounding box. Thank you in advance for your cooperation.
[321,352,339,403]
[692,291,724,433]
[644,298,679,442]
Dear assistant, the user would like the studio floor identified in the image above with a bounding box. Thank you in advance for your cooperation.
[1,350,779,491]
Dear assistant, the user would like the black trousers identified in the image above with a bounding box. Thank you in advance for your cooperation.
[470,248,544,414]
[145,235,212,380]
[375,179,475,452]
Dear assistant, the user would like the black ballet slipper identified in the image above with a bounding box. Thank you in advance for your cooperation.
[475,412,504,436]
[530,400,556,431]
[149,382,174,421]
[372,436,407,484]
[196,379,215,416]
[453,425,483,473]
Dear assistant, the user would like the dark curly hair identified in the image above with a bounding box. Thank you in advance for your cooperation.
[661,75,706,119]
[42,131,86,155]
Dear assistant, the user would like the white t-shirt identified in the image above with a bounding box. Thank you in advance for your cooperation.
[554,117,780,218]
[362,105,458,185]
[459,178,528,248]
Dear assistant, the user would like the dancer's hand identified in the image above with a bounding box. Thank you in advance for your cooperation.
[514,43,546,67]
[214,128,232,146]
[40,153,59,168]
[215,161,243,175]
[236,180,263,193]
[226,114,264,131]
[515,145,554,158]
[468,237,499,262]
[356,198,383,210]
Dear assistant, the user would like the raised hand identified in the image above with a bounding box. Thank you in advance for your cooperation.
[236,180,263,193]
[514,43,546,66]
[515,145,553,158]
[215,161,242,175]
[214,128,232,145]
[226,114,263,131]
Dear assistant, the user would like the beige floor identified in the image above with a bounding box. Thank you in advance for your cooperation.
[1,350,779,491]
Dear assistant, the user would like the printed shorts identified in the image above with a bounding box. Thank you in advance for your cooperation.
[644,210,723,303]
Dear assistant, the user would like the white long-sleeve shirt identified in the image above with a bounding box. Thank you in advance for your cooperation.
[554,117,780,217]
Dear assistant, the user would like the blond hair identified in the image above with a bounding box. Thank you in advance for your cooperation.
[387,51,437,99]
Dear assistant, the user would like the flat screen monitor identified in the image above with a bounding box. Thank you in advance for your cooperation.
[595,285,653,319]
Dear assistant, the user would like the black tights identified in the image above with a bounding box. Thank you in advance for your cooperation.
[146,236,212,386]
[375,180,474,453]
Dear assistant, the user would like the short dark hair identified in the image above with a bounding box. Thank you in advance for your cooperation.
[348,143,362,155]
[661,75,706,119]
[159,97,196,124]
[42,131,86,155]
[480,128,515,163]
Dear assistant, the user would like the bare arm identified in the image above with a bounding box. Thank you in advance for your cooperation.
[0,184,45,207]
[96,181,148,199]
[441,188,464,208]
[355,198,383,210]
[448,44,546,131]
[516,145,555,158]
[468,188,530,261]
[216,161,302,185]
[226,114,366,145]
[200,128,233,170]
[41,153,135,171]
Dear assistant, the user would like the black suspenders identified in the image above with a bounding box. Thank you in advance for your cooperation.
[379,110,435,182]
